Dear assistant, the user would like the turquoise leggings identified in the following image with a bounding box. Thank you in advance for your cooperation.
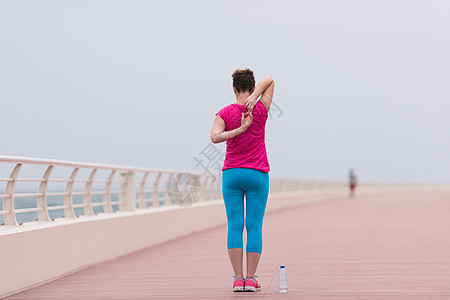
[222,168,269,254]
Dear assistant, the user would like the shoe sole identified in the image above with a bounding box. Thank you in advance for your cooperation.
[233,286,244,292]
[244,286,261,292]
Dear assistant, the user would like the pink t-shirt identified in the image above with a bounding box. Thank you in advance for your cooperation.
[216,101,270,172]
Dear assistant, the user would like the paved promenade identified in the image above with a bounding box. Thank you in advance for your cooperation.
[7,188,450,299]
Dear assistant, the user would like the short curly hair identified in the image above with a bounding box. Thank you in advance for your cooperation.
[232,68,255,93]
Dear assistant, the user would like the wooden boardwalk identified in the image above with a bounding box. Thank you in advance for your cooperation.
[6,188,450,299]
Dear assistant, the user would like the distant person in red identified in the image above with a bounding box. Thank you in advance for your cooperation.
[349,169,357,198]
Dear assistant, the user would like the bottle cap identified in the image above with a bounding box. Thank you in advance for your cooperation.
[280,266,285,268]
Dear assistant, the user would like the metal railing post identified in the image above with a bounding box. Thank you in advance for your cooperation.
[37,166,53,221]
[138,172,149,209]
[63,168,78,218]
[3,163,22,225]
[119,171,136,211]
[164,173,173,206]
[103,170,115,213]
[83,169,97,216]
[152,173,162,207]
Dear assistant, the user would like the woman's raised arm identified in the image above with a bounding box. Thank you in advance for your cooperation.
[244,75,274,112]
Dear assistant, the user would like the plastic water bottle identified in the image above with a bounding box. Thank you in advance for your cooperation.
[278,265,288,293]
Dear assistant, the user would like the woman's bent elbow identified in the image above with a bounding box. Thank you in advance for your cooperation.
[211,135,220,144]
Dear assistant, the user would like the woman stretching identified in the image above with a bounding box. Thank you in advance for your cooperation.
[211,69,274,292]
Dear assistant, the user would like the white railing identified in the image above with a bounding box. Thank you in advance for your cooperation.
[0,156,213,226]
[0,155,345,226]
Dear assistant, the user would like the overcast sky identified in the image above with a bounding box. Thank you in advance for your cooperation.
[1,0,449,183]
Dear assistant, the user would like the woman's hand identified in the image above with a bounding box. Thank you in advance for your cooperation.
[240,112,253,131]
[244,95,258,112]
[211,113,252,144]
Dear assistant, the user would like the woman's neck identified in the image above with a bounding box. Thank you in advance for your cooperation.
[235,92,251,105]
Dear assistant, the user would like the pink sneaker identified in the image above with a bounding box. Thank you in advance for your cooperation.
[244,276,261,292]
[233,278,245,292]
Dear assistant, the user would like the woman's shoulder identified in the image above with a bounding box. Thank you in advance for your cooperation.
[219,102,239,110]
[217,103,238,121]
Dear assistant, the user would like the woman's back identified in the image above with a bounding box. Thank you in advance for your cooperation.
[217,101,270,172]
